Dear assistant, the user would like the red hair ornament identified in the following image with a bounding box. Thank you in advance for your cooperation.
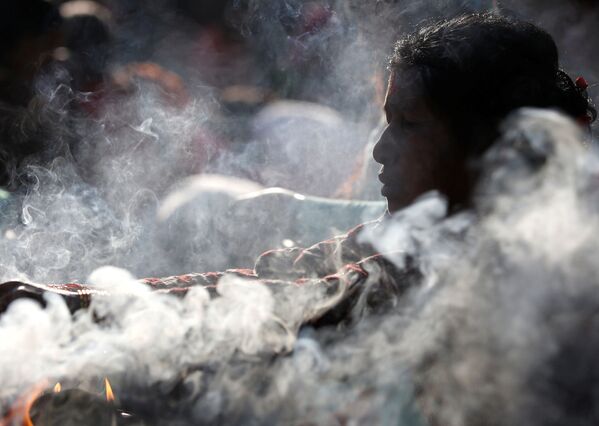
[575,76,589,90]
[575,76,592,126]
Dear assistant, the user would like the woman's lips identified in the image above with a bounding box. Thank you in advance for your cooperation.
[379,172,397,185]
[378,174,391,196]
[379,172,400,197]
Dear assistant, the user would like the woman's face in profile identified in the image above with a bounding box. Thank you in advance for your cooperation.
[373,70,464,213]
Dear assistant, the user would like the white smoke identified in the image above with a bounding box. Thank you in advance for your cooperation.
[2,108,597,425]
[398,109,599,426]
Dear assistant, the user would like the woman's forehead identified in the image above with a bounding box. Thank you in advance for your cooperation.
[385,70,430,113]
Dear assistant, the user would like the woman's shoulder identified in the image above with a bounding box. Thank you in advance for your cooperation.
[254,218,384,280]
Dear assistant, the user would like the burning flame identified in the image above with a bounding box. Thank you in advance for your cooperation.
[21,382,46,426]
[0,379,117,426]
[104,378,115,402]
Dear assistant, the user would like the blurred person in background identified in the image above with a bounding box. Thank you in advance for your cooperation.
[0,0,65,190]
[59,1,113,97]
[0,0,63,106]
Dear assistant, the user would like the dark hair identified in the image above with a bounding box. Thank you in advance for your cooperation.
[390,13,596,156]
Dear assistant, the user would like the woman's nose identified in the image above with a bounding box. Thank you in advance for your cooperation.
[373,125,391,165]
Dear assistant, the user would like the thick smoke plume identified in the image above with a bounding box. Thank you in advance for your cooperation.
[1,109,599,425]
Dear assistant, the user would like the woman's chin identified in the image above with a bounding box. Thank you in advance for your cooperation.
[381,184,401,199]
[381,189,404,213]
[380,184,391,197]
[386,199,402,214]
[381,188,415,213]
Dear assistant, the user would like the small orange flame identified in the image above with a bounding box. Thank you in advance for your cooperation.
[53,382,61,393]
[22,382,47,426]
[104,378,115,402]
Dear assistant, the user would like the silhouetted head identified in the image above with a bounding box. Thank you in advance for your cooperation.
[373,13,596,213]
